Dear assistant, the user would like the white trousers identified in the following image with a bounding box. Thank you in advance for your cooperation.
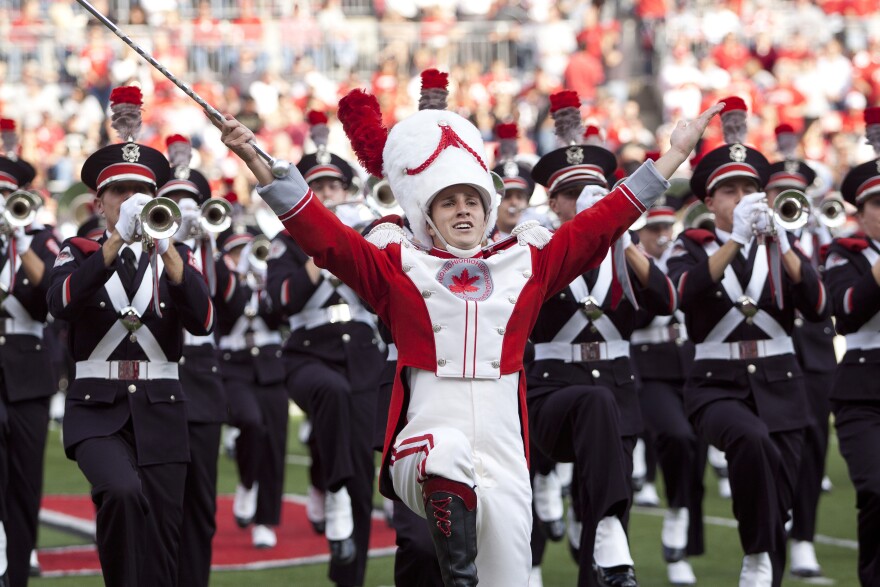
[390,370,532,587]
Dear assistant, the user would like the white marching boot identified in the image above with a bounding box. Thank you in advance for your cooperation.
[529,565,544,587]
[790,540,821,578]
[305,484,326,534]
[634,482,660,507]
[533,471,565,540]
[325,486,356,565]
[661,508,689,562]
[252,524,277,549]
[739,552,772,587]
[667,560,696,586]
[232,482,258,527]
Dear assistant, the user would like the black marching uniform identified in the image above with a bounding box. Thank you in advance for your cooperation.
[47,233,214,586]
[0,218,61,587]
[666,226,828,584]
[218,234,289,535]
[631,291,705,564]
[160,163,230,586]
[823,158,880,586]
[526,245,676,587]
[267,230,384,587]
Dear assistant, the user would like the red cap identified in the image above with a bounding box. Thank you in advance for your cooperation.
[307,110,329,126]
[110,86,143,106]
[550,90,580,113]
[865,107,880,125]
[774,123,795,136]
[584,125,601,138]
[720,96,747,114]
[420,69,449,91]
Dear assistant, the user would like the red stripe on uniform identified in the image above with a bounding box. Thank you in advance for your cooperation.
[63,275,71,307]
[279,190,315,223]
[666,276,676,314]
[618,183,645,213]
[677,272,688,300]
[203,302,214,331]
[844,287,854,315]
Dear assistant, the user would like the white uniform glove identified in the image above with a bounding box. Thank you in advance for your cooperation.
[116,193,153,243]
[236,241,254,275]
[13,227,33,255]
[576,185,608,214]
[617,229,633,250]
[730,192,766,245]
[773,216,792,254]
[173,198,201,242]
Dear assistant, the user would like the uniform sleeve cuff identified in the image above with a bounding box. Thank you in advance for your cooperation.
[256,172,311,217]
[621,160,671,211]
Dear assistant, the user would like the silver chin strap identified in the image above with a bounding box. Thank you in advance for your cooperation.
[424,216,484,258]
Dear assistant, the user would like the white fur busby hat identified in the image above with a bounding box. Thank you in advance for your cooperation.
[338,70,498,248]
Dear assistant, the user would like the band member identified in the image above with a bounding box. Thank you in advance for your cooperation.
[0,119,60,587]
[214,70,720,585]
[666,97,829,587]
[823,110,880,587]
[266,109,384,586]
[631,204,703,586]
[765,124,834,579]
[217,226,288,549]
[489,123,535,241]
[46,86,214,586]
[527,92,676,587]
[158,134,229,586]
[365,214,444,587]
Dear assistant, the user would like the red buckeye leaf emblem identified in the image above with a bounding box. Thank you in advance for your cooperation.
[449,269,480,293]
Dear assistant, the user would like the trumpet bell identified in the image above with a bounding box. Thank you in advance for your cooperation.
[683,201,716,231]
[199,199,233,233]
[818,197,846,229]
[773,190,810,232]
[141,197,182,240]
[4,190,39,228]
[248,234,271,271]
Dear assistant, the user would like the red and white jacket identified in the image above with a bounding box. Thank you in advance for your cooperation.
[258,161,669,498]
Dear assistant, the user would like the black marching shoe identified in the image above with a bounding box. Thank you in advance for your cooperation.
[423,476,478,587]
[540,518,566,542]
[595,565,639,587]
[329,537,356,565]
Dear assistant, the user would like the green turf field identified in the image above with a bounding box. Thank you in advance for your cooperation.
[33,418,859,586]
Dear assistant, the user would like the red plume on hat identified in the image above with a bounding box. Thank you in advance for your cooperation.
[549,90,585,146]
[583,124,603,146]
[220,176,238,204]
[866,107,880,156]
[419,69,449,111]
[0,118,18,160]
[306,109,330,151]
[495,122,519,162]
[165,134,193,169]
[109,85,144,143]
[719,96,748,145]
[774,123,799,159]
[337,89,388,178]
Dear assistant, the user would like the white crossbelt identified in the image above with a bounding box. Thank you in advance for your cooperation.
[288,303,374,331]
[534,340,630,363]
[75,359,179,380]
[694,337,794,361]
[702,241,787,342]
[630,313,688,345]
[184,332,216,347]
[218,291,281,350]
[1,295,43,337]
[553,252,622,343]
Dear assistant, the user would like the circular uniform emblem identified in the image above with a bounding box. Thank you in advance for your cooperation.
[436,258,494,301]
[728,144,747,163]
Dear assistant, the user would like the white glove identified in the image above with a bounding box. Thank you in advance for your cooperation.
[116,193,153,243]
[773,217,792,254]
[236,241,254,275]
[173,198,201,242]
[13,227,32,255]
[617,229,633,250]
[576,184,608,214]
[730,192,766,245]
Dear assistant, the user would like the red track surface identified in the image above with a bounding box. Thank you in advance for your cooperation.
[39,494,398,575]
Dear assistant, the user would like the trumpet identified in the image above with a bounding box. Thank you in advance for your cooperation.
[248,234,270,272]
[0,190,41,235]
[772,189,810,232]
[683,201,716,231]
[364,176,403,218]
[195,198,233,235]
[817,197,846,229]
[139,197,181,248]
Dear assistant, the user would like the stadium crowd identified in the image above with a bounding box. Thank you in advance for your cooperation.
[0,0,879,208]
